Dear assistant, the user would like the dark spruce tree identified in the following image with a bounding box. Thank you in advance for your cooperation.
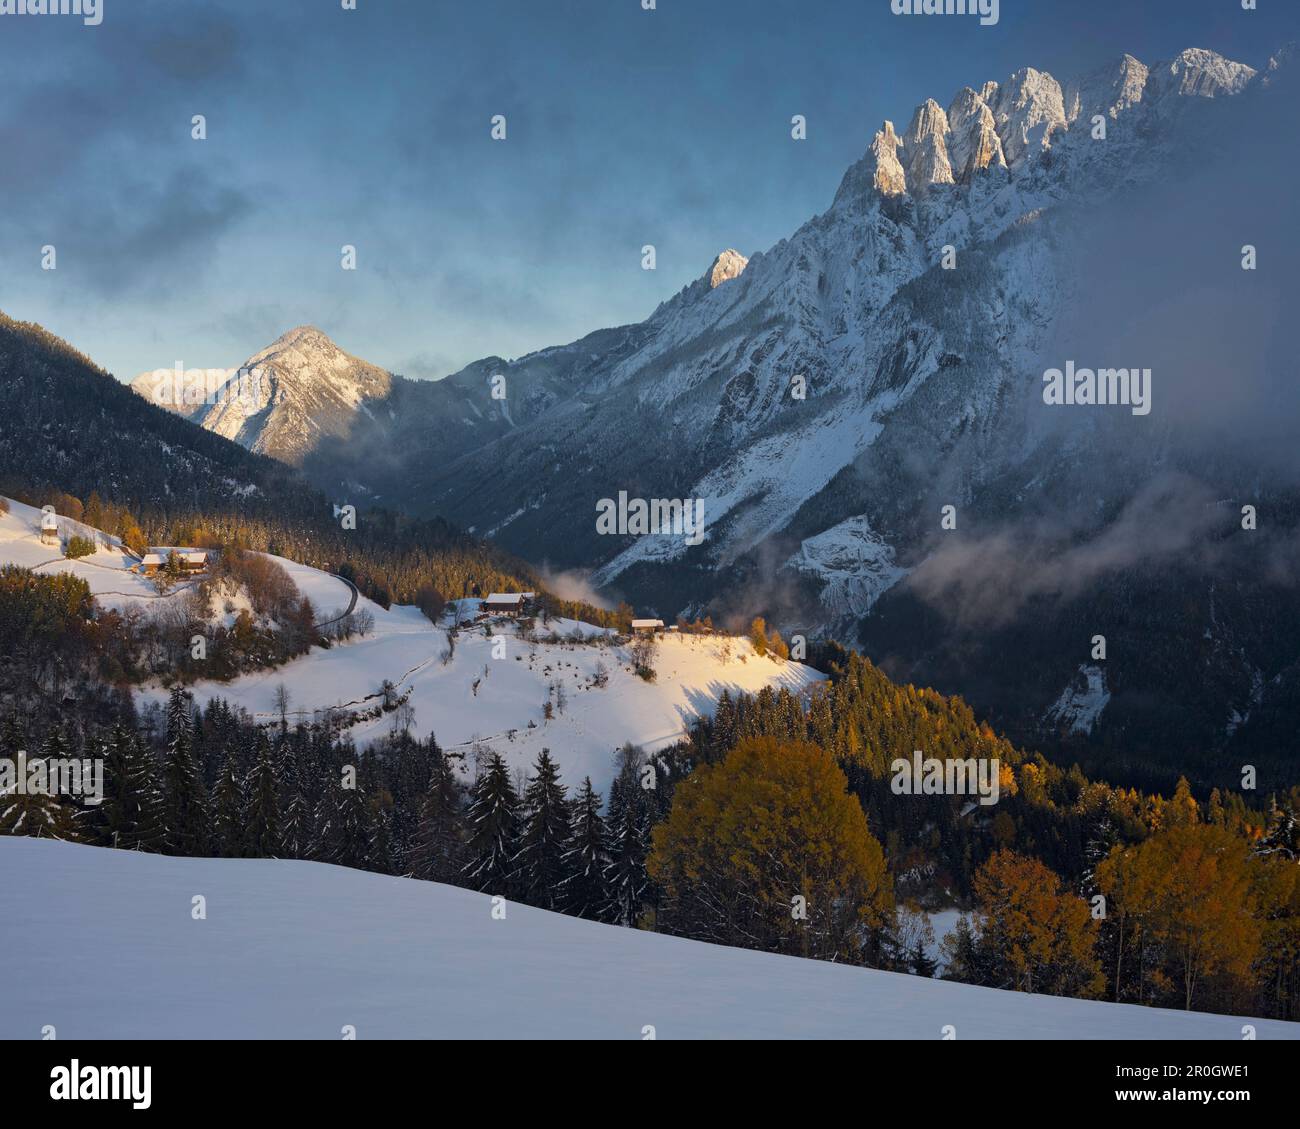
[280,791,309,860]
[0,731,80,841]
[319,770,374,869]
[514,749,572,910]
[603,777,649,928]
[93,724,163,852]
[161,687,208,856]
[370,807,395,874]
[243,734,281,858]
[210,744,245,858]
[560,776,611,921]
[409,747,465,883]
[462,751,519,895]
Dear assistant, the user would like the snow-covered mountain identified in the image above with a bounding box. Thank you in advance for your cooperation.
[8,838,1295,1039]
[131,326,394,466]
[132,47,1285,587]
[138,45,1300,783]
[314,45,1285,577]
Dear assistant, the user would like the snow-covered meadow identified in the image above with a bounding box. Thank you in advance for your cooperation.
[4,838,1295,1040]
[0,497,175,612]
[1,494,822,795]
[137,575,822,794]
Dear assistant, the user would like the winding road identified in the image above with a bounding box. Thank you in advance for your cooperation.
[312,574,359,630]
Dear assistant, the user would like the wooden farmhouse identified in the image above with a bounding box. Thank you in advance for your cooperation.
[141,550,210,576]
[481,592,526,617]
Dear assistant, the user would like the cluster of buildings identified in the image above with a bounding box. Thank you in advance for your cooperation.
[476,593,671,638]
[38,509,211,579]
[139,551,210,577]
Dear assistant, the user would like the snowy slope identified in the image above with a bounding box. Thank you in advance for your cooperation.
[3,838,1294,1040]
[0,497,187,613]
[135,567,823,796]
[1,495,814,792]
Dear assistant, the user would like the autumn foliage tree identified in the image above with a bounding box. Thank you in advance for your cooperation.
[1096,824,1261,1011]
[648,736,893,963]
[947,849,1104,999]
[1252,851,1300,1021]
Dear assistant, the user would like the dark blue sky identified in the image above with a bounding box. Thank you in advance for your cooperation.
[1,0,1294,382]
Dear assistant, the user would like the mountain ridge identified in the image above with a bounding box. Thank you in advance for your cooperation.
[113,42,1300,785]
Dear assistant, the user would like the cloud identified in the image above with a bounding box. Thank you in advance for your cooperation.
[538,566,615,610]
[903,474,1229,628]
[141,12,245,81]
[392,350,458,381]
[1033,64,1300,483]
[63,171,253,298]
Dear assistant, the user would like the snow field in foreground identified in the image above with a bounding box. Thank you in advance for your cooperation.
[4,839,1295,1040]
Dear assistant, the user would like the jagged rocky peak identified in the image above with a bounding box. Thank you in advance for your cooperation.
[838,45,1260,207]
[869,120,907,197]
[1147,47,1256,102]
[904,98,950,143]
[1262,41,1298,86]
[1064,54,1149,124]
[991,67,1067,164]
[946,87,1007,182]
[902,99,954,189]
[707,249,749,288]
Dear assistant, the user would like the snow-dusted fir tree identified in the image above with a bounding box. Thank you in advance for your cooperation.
[559,776,611,921]
[1255,796,1299,861]
[603,777,649,928]
[409,749,464,883]
[94,724,163,851]
[514,749,572,910]
[210,745,245,857]
[243,735,281,858]
[461,751,519,895]
[0,774,79,839]
[319,771,373,869]
[370,807,395,874]
[0,722,79,841]
[161,686,208,855]
[280,791,309,860]
[308,765,338,863]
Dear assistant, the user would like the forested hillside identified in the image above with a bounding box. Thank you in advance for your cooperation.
[3,646,1295,1024]
[0,313,545,612]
